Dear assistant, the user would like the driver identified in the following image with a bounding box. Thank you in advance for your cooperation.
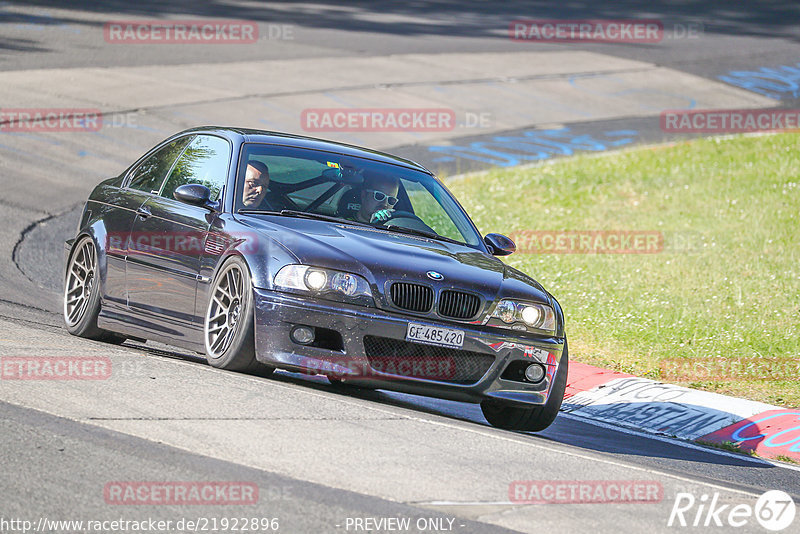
[241,160,271,208]
[354,172,400,224]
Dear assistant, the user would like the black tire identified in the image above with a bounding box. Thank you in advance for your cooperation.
[63,236,108,340]
[480,339,569,432]
[204,256,274,376]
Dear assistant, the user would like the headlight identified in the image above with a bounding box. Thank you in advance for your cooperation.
[491,299,555,333]
[274,265,373,305]
[495,300,517,323]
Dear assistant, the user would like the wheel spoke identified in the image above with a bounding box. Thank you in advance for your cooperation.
[85,242,95,264]
[208,310,226,323]
[68,301,85,323]
[208,322,226,334]
[232,269,242,299]
[215,285,233,303]
[222,326,236,350]
[210,326,229,352]
[212,294,228,310]
[226,270,236,299]
[66,282,84,295]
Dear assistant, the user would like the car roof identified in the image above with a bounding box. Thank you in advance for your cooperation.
[178,126,433,175]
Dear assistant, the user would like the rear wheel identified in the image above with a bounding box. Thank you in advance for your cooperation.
[480,339,569,432]
[64,236,108,340]
[204,256,274,376]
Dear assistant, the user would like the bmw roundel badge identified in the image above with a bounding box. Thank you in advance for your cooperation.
[426,271,444,281]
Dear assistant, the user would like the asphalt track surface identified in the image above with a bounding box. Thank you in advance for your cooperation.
[2,2,800,533]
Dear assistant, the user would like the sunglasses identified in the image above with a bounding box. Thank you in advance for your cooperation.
[366,189,398,206]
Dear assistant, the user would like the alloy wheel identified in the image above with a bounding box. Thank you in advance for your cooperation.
[205,263,245,358]
[64,239,97,327]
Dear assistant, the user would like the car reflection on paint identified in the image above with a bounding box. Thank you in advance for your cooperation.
[63,127,568,431]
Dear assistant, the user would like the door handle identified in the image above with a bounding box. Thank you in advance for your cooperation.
[136,206,151,219]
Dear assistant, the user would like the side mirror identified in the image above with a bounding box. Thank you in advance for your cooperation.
[484,233,516,256]
[174,184,217,210]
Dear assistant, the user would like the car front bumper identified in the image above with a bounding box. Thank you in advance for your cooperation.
[253,289,565,406]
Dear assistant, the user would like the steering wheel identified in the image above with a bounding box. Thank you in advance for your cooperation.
[378,210,436,234]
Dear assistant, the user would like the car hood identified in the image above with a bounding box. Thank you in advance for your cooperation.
[239,215,551,305]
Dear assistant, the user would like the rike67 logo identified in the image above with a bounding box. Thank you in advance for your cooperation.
[668,490,795,531]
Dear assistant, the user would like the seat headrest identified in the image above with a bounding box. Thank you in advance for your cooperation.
[336,186,362,219]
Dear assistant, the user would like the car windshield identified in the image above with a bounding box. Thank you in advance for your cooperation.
[235,143,483,248]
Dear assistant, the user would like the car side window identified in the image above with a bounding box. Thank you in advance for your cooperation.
[128,136,193,193]
[161,135,230,202]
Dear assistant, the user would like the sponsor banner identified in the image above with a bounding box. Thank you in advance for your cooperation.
[509,480,663,504]
[510,19,664,43]
[661,109,800,133]
[301,108,456,132]
[698,410,800,462]
[562,376,775,440]
[1,357,111,380]
[104,481,258,505]
[104,20,259,44]
[0,109,102,132]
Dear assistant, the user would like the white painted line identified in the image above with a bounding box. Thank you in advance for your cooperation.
[416,501,515,506]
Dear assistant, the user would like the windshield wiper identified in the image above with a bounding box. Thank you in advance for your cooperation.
[238,209,281,215]
[381,224,465,246]
[238,209,371,227]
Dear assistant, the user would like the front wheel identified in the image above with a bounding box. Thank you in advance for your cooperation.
[480,339,569,432]
[204,256,273,376]
[64,236,106,339]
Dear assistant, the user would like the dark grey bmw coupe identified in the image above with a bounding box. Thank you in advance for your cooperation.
[64,127,568,431]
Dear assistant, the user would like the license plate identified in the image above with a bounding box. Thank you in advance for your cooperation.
[406,323,464,348]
